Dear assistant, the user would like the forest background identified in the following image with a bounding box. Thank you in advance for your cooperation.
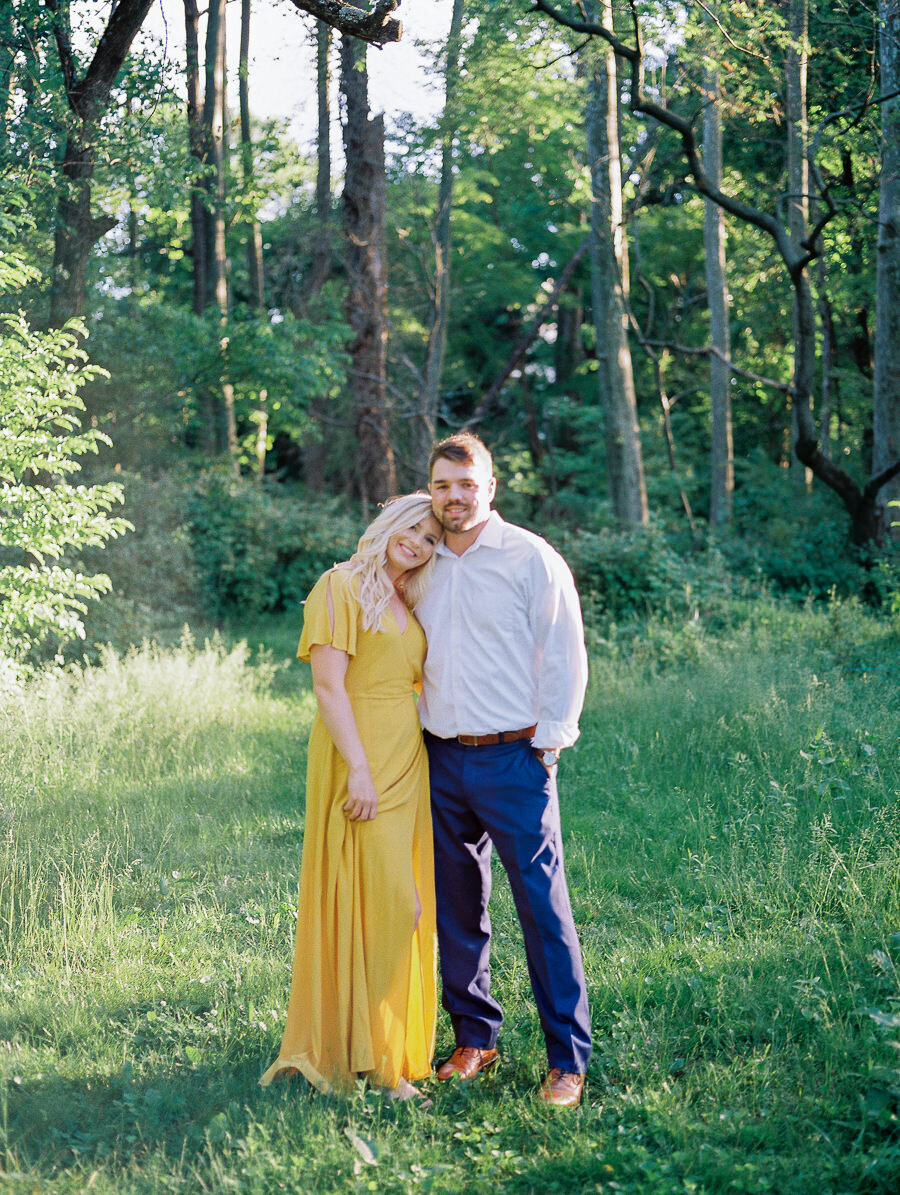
[3,0,900,658]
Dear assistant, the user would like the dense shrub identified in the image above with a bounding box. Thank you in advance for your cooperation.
[185,470,362,619]
[723,452,893,601]
[551,523,737,624]
[78,470,205,653]
[0,316,131,673]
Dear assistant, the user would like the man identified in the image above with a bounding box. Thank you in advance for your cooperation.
[416,432,591,1108]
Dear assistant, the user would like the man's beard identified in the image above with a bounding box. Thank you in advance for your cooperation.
[436,506,473,531]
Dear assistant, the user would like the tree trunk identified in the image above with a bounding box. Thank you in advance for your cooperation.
[204,0,228,317]
[786,0,813,484]
[1,4,17,145]
[816,254,838,459]
[184,0,207,318]
[309,20,334,297]
[656,350,696,534]
[702,14,733,528]
[340,34,396,509]
[584,1,648,526]
[50,131,117,324]
[304,20,334,494]
[240,0,268,479]
[46,0,155,325]
[203,0,238,466]
[415,0,465,470]
[240,0,265,310]
[555,287,585,386]
[874,0,900,541]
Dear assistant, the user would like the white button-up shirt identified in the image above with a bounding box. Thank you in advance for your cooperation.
[416,511,588,748]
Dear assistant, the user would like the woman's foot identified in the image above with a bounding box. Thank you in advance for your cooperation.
[384,1078,433,1108]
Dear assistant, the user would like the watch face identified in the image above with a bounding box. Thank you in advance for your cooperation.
[542,751,558,766]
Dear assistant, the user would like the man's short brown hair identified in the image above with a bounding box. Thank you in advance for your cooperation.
[428,432,493,479]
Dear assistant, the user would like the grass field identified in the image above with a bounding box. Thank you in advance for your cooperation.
[2,599,900,1193]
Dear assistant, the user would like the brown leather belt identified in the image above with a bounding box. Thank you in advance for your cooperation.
[454,725,537,747]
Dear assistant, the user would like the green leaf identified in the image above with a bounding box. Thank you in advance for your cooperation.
[344,1128,379,1165]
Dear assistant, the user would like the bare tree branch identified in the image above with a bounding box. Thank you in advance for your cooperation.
[533,0,635,59]
[469,238,590,424]
[864,458,900,502]
[285,0,402,46]
[690,0,773,62]
[641,339,794,395]
[45,0,156,121]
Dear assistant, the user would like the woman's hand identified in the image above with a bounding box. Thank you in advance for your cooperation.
[343,766,379,821]
[310,642,378,820]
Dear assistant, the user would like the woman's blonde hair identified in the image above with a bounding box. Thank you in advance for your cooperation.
[341,492,440,632]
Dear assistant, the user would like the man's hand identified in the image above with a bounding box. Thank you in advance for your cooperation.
[535,747,560,775]
[343,766,379,820]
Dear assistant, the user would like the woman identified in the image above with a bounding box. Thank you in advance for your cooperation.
[260,493,442,1103]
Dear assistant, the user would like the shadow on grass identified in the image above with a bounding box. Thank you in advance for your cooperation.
[3,1055,266,1173]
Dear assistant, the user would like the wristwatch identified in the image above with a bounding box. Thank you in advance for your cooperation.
[539,749,559,767]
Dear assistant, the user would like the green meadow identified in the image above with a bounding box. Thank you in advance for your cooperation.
[2,600,900,1193]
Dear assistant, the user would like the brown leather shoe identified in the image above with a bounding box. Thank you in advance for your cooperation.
[539,1068,585,1107]
[436,1046,500,1082]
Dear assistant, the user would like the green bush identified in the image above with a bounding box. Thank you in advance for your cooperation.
[551,523,735,624]
[77,469,206,654]
[185,470,362,620]
[723,452,885,600]
[0,315,131,672]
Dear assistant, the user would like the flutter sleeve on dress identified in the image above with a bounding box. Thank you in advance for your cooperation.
[297,568,360,661]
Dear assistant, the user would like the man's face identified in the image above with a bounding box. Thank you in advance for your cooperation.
[429,456,497,534]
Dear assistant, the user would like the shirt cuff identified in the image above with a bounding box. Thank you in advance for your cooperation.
[535,720,580,750]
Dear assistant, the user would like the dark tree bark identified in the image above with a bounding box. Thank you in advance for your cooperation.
[555,284,585,386]
[285,0,402,44]
[45,0,155,325]
[309,20,334,297]
[341,33,396,507]
[815,256,838,460]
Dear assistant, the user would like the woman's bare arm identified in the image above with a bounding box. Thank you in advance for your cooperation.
[309,643,378,821]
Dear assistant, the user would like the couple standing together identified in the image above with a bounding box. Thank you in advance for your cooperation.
[260,432,592,1108]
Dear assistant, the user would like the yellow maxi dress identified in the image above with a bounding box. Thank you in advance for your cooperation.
[260,567,437,1092]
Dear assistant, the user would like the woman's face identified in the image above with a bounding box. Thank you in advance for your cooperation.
[385,514,442,579]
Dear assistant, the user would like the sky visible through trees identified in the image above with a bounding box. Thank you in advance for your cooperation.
[143,0,451,151]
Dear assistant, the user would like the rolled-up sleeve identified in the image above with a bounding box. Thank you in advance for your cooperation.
[531,549,588,748]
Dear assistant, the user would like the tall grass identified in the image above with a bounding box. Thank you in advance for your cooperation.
[1,601,899,1192]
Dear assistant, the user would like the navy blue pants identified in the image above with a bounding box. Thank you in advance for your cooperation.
[425,733,592,1073]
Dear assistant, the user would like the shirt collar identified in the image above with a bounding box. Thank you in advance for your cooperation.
[435,509,504,557]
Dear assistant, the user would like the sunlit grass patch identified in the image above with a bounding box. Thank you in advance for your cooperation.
[1,600,899,1191]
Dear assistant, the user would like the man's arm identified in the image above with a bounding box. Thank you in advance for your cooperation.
[531,547,589,753]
